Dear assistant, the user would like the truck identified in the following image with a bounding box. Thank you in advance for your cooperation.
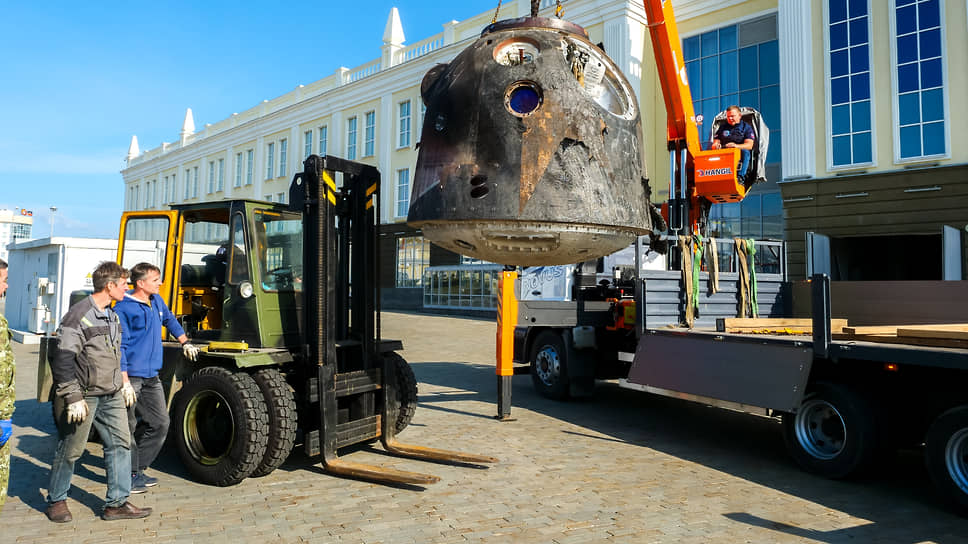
[39,156,494,487]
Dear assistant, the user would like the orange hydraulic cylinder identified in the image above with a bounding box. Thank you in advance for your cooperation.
[496,271,519,377]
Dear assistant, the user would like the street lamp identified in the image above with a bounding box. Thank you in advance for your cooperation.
[49,206,57,238]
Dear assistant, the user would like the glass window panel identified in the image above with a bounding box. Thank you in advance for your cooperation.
[833,134,852,165]
[719,26,737,51]
[760,85,781,130]
[720,51,738,94]
[849,44,868,73]
[831,50,849,77]
[831,76,850,104]
[899,92,921,125]
[920,58,942,89]
[922,121,945,155]
[740,89,759,110]
[847,0,866,18]
[897,34,918,64]
[852,132,872,163]
[739,46,758,89]
[921,88,943,122]
[701,57,719,97]
[721,94,739,114]
[758,41,779,86]
[896,6,917,35]
[897,63,919,93]
[686,61,701,95]
[851,72,870,101]
[832,104,851,135]
[918,0,940,29]
[851,100,871,132]
[829,0,848,23]
[899,125,922,158]
[701,30,718,57]
[830,22,848,50]
[766,130,781,164]
[762,191,782,216]
[919,28,941,59]
[895,0,916,4]
[684,36,701,61]
[848,17,868,46]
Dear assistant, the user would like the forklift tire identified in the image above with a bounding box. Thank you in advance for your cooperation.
[387,353,418,434]
[924,405,968,513]
[249,368,298,477]
[172,366,269,486]
[530,330,570,400]
[781,382,879,479]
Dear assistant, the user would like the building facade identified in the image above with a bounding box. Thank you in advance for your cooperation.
[121,0,967,312]
[0,208,34,262]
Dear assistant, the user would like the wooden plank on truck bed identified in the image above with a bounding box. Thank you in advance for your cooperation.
[840,333,968,350]
[896,324,968,340]
[717,318,848,334]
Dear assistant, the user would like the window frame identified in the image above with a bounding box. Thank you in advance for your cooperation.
[346,117,358,160]
[395,168,410,218]
[266,142,275,180]
[304,129,313,158]
[235,152,243,188]
[279,138,287,177]
[217,158,224,191]
[398,100,411,149]
[246,149,254,185]
[208,161,215,194]
[318,125,328,157]
[889,0,950,163]
[364,111,376,157]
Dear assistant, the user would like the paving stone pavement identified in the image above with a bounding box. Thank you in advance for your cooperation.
[1,311,966,543]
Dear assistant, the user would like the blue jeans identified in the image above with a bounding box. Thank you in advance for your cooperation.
[48,391,131,508]
[127,376,170,474]
[738,149,751,178]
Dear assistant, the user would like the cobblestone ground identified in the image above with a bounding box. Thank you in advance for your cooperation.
[1,311,965,543]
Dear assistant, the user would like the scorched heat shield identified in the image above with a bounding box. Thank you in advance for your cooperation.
[407,16,654,266]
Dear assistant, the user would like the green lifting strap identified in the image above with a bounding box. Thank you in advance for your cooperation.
[746,239,758,318]
[692,234,703,315]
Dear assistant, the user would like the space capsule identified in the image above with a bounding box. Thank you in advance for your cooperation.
[407,16,655,266]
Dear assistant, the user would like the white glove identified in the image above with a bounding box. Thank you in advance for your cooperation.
[182,342,200,361]
[121,382,137,408]
[66,400,89,424]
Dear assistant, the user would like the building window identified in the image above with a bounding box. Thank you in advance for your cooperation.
[193,166,199,198]
[208,161,215,193]
[319,125,328,156]
[276,192,285,204]
[304,129,313,158]
[217,158,224,191]
[828,0,873,167]
[134,185,140,210]
[265,194,272,202]
[267,142,275,179]
[184,169,191,199]
[894,0,946,159]
[347,117,357,160]
[162,176,169,204]
[399,100,411,148]
[235,153,243,187]
[417,103,426,144]
[144,181,151,208]
[684,15,784,240]
[246,149,254,185]
[279,138,287,177]
[364,111,375,157]
[396,168,410,218]
[170,173,177,202]
[395,236,430,287]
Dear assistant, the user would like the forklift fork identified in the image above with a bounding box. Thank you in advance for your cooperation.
[292,155,496,486]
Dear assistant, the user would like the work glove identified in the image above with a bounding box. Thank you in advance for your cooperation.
[182,342,200,361]
[66,400,89,424]
[121,381,137,408]
[0,419,11,447]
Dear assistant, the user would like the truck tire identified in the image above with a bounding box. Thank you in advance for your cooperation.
[171,366,269,486]
[530,330,570,400]
[782,382,879,479]
[387,352,418,434]
[925,405,968,513]
[249,368,298,477]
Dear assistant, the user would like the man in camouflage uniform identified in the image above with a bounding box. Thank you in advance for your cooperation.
[0,258,13,514]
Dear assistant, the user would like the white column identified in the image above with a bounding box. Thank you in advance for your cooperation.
[289,125,300,181]
[254,135,265,200]
[379,94,395,224]
[224,149,233,198]
[778,0,816,180]
[603,13,646,105]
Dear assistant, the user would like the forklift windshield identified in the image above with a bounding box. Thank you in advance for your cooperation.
[254,209,303,292]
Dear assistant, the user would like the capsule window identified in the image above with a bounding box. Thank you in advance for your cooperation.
[505,82,542,117]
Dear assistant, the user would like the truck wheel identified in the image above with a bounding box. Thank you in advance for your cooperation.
[925,405,968,513]
[387,352,418,434]
[782,382,879,479]
[249,368,298,477]
[172,366,269,486]
[530,330,570,400]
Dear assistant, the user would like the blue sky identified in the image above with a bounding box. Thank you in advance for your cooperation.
[0,0,500,238]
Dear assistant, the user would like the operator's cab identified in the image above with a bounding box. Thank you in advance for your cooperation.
[117,199,303,350]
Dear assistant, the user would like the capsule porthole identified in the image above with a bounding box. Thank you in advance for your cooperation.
[505,82,543,117]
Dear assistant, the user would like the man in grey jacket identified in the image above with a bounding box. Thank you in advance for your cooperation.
[45,262,152,522]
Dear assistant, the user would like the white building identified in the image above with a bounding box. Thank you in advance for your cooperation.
[0,208,34,262]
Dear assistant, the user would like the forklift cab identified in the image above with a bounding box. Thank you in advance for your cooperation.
[117,199,303,350]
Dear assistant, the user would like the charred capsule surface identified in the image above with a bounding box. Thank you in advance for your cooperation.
[407,16,654,266]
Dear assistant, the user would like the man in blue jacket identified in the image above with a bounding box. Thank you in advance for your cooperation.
[115,262,199,493]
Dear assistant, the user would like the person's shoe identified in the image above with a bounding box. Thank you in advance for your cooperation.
[102,501,152,521]
[45,500,73,523]
[130,472,147,494]
[137,471,159,487]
